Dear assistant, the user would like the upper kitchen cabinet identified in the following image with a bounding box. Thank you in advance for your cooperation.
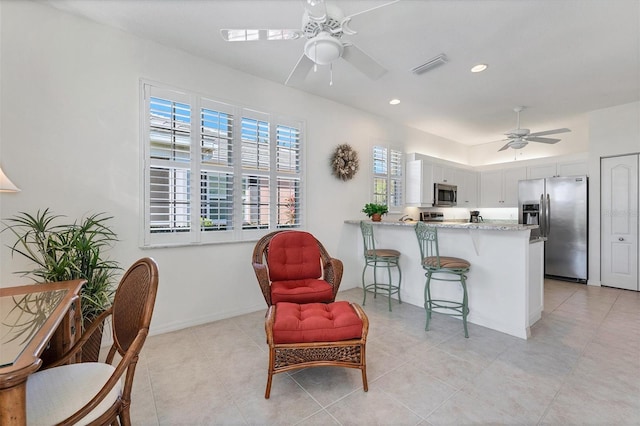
[526,153,588,179]
[432,164,456,185]
[406,160,435,206]
[455,168,478,207]
[480,167,526,207]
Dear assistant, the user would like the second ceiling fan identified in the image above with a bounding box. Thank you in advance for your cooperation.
[497,106,571,151]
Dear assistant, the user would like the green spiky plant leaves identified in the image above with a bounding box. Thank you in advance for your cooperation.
[3,209,120,326]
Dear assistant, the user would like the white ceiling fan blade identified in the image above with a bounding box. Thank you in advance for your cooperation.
[341,0,400,34]
[527,136,561,144]
[220,29,302,42]
[302,0,327,23]
[498,142,512,152]
[342,44,387,80]
[528,128,571,137]
[285,53,315,86]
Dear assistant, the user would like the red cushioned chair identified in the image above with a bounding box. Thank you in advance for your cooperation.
[252,231,344,306]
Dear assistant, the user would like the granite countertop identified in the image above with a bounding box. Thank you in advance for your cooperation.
[345,219,539,231]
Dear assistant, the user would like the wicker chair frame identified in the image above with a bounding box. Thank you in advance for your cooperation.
[251,230,344,306]
[264,303,369,399]
[36,257,159,426]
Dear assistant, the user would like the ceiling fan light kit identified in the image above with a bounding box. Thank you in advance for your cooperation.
[508,139,528,150]
[304,32,343,65]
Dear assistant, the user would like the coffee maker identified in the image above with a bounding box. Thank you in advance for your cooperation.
[470,211,483,223]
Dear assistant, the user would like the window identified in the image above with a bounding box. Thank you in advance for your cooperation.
[372,145,403,211]
[142,83,303,246]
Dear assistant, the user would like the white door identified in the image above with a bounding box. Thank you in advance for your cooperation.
[601,155,639,291]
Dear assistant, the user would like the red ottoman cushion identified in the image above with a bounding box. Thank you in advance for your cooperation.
[272,301,363,344]
[270,279,334,304]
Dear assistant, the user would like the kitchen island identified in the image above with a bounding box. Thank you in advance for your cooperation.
[342,220,544,339]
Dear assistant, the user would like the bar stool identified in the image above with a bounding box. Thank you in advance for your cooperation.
[360,221,402,311]
[414,221,471,337]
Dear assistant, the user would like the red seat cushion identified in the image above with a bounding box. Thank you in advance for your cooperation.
[267,232,321,281]
[272,301,363,344]
[271,279,334,304]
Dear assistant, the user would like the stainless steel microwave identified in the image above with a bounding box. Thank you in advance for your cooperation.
[434,183,457,207]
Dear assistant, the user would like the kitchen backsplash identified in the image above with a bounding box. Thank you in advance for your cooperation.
[398,207,518,222]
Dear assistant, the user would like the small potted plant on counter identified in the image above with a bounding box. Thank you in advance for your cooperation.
[362,203,388,222]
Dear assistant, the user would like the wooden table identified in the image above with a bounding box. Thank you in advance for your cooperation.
[0,280,84,426]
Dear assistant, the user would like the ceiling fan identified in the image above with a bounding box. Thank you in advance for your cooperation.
[220,0,399,86]
[497,106,571,151]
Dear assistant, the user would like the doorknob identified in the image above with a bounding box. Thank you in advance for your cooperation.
[619,237,624,241]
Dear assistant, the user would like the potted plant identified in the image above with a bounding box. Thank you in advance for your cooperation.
[362,203,389,222]
[3,209,120,362]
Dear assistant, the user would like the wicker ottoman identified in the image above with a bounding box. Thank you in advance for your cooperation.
[264,301,369,398]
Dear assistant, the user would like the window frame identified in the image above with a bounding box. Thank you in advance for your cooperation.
[140,81,305,247]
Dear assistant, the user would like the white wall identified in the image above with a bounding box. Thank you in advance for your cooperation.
[587,101,640,286]
[0,1,470,335]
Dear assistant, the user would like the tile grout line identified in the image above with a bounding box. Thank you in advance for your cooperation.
[535,286,623,425]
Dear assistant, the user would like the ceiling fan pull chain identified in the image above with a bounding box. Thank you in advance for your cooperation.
[314,42,318,72]
[330,62,333,86]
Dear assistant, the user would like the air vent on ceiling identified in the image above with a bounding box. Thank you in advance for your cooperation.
[411,54,448,75]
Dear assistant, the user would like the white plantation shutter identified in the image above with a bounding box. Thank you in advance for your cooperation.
[242,174,270,229]
[200,171,233,231]
[200,99,235,235]
[276,122,301,227]
[371,145,403,211]
[142,82,304,246]
[389,148,403,208]
[277,177,300,226]
[200,98,234,167]
[372,146,388,205]
[241,112,270,170]
[147,89,192,238]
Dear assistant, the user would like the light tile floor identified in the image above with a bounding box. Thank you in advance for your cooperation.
[129,280,640,425]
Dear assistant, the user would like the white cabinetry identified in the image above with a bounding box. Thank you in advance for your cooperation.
[407,160,478,208]
[526,163,557,179]
[480,167,526,207]
[432,164,456,184]
[406,160,434,206]
[455,169,478,207]
[557,160,588,177]
[527,158,588,179]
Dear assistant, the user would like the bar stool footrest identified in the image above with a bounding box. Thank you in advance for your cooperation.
[425,299,469,317]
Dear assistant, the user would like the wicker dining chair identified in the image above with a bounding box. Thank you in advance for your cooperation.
[252,230,344,306]
[26,257,159,426]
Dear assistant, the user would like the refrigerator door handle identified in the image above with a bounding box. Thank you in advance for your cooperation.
[546,194,551,236]
[539,194,545,237]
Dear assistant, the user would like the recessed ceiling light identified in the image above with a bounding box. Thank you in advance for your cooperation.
[471,64,488,73]
[389,99,401,105]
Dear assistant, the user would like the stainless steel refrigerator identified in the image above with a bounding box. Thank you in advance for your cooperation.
[518,176,588,282]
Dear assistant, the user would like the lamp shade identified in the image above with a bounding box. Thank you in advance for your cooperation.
[0,166,20,192]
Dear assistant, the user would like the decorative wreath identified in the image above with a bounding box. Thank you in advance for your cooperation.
[331,144,359,181]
